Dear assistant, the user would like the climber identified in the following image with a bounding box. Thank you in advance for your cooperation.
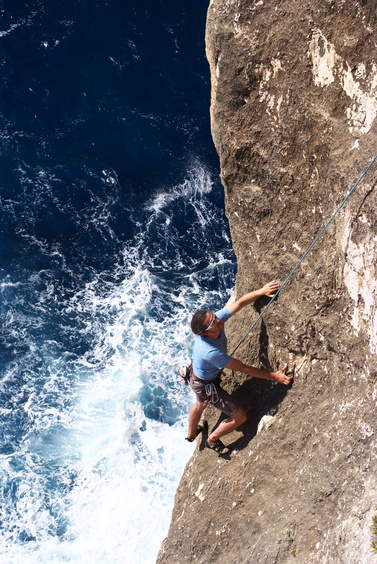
[185,280,293,455]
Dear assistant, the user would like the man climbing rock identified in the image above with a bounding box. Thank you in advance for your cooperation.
[186,280,293,455]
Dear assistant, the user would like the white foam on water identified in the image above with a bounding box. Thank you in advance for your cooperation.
[145,162,213,216]
[0,165,235,563]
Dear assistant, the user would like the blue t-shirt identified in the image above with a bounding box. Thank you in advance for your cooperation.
[192,307,232,381]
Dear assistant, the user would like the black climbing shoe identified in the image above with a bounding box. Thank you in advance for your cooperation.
[205,439,232,455]
[185,419,208,443]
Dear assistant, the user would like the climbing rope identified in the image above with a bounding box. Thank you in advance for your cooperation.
[230,154,377,357]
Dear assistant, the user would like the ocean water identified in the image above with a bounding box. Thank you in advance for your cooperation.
[0,2,236,563]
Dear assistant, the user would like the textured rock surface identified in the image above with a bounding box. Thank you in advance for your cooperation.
[158,1,377,563]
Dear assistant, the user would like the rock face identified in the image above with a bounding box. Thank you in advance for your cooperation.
[157,1,377,563]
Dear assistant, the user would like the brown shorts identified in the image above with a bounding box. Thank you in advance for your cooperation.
[189,376,240,418]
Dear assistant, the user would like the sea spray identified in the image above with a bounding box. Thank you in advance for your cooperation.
[1,167,235,563]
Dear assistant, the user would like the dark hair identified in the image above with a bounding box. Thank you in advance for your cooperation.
[191,310,209,335]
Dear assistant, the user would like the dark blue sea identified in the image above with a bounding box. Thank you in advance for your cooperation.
[0,1,236,562]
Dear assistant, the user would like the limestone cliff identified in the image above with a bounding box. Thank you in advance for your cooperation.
[158,1,377,563]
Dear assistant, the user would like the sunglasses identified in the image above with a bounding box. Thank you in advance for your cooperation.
[203,314,217,333]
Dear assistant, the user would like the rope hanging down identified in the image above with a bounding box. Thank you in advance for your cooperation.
[231,154,377,357]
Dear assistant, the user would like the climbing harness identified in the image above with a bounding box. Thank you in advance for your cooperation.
[231,154,377,357]
[179,363,220,403]
[178,362,221,401]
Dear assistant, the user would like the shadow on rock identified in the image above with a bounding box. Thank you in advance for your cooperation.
[211,377,293,452]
